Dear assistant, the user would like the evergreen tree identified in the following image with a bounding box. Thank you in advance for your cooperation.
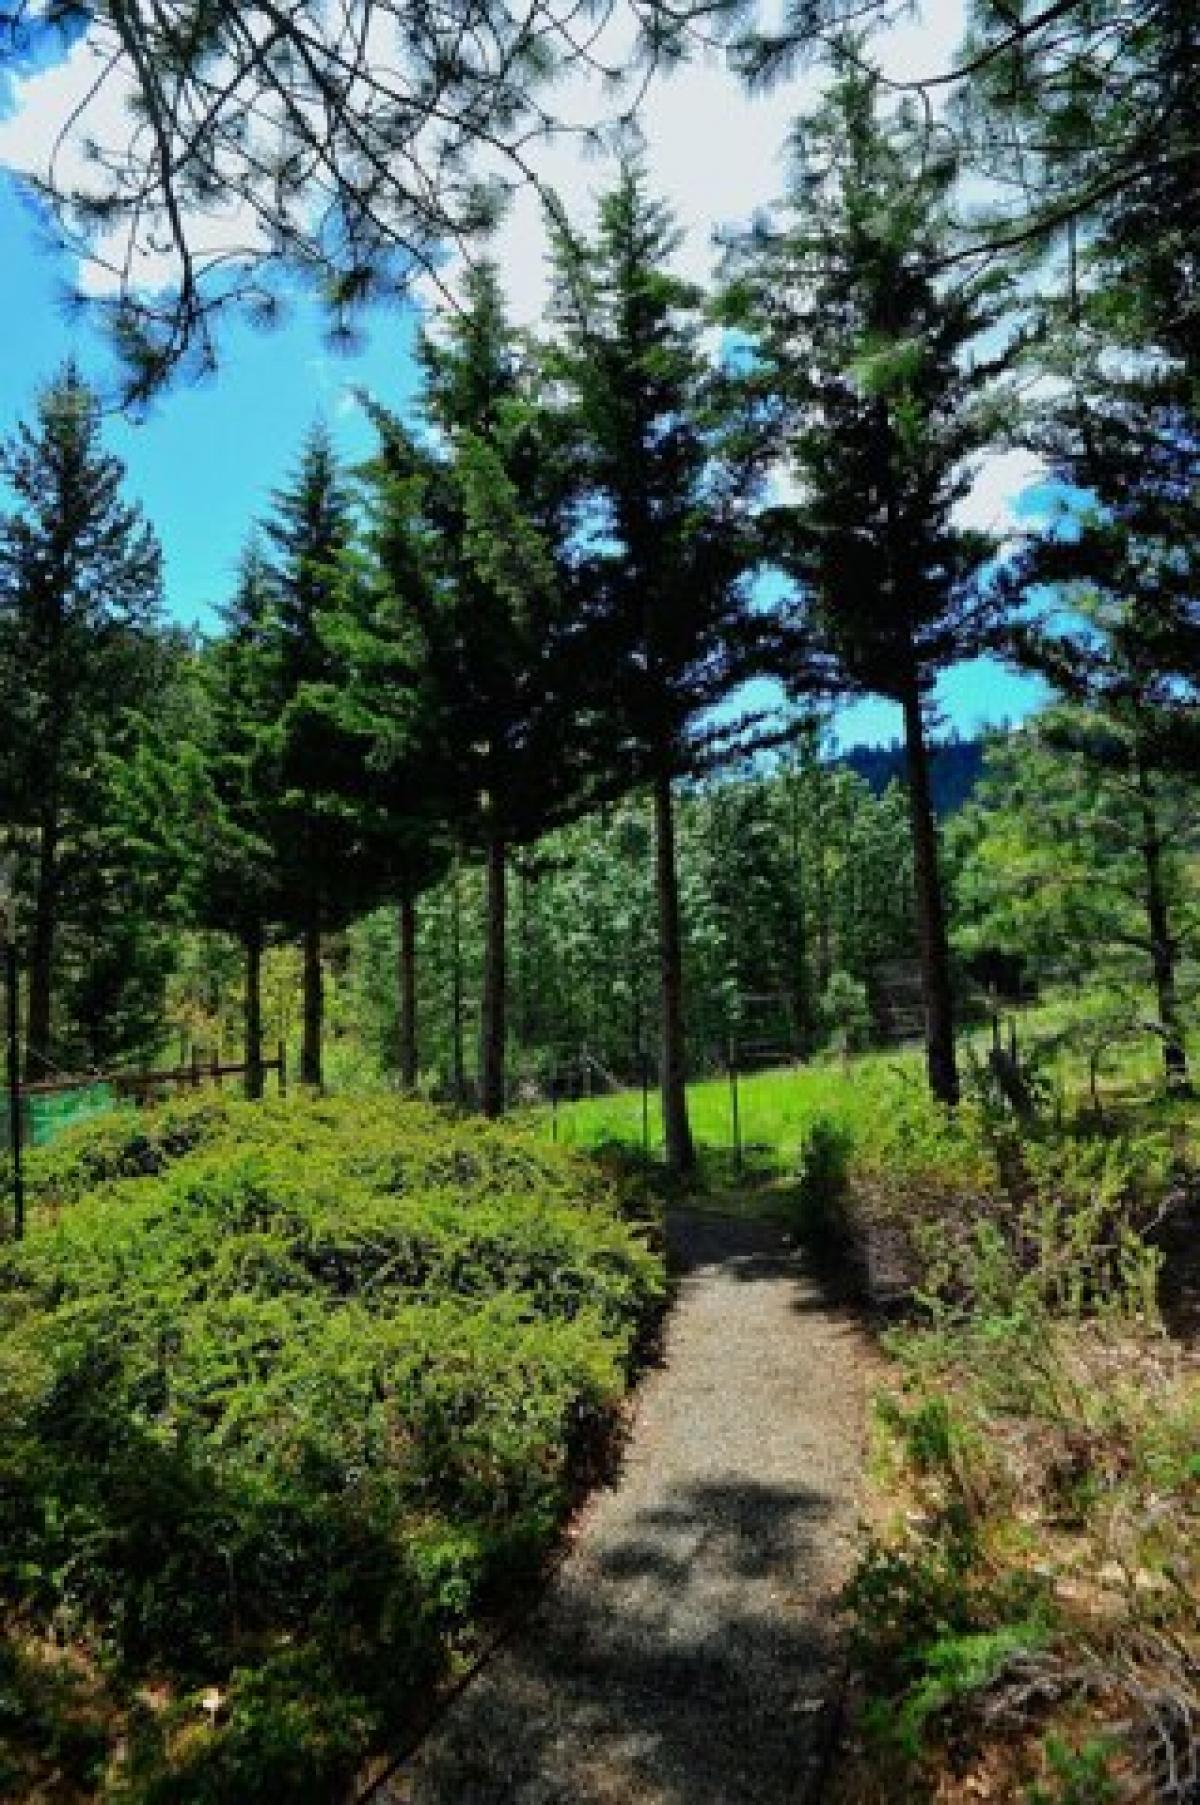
[115,550,285,1095]
[0,362,163,1078]
[547,164,768,1171]
[1010,285,1200,780]
[962,0,1200,363]
[351,434,453,1091]
[411,264,588,1116]
[198,539,288,1095]
[955,717,1197,1086]
[7,0,710,399]
[263,423,364,1088]
[724,65,1016,1105]
[1012,587,1196,1088]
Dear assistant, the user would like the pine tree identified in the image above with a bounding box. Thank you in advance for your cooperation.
[201,538,287,1095]
[9,0,709,400]
[0,362,163,1078]
[262,424,362,1088]
[1010,264,1200,782]
[962,0,1200,365]
[724,65,1016,1105]
[955,717,1197,1089]
[545,163,769,1172]
[410,263,588,1117]
[349,430,453,1091]
[113,547,285,1094]
[1012,590,1196,1089]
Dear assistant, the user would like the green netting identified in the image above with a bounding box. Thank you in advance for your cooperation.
[0,1082,120,1150]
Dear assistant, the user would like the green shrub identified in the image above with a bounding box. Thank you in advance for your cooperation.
[791,1114,852,1240]
[0,1093,665,1801]
[1026,1735,1120,1805]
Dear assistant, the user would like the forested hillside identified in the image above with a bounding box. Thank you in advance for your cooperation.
[842,734,986,817]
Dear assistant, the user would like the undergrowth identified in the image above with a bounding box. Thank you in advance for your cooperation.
[832,1093,1199,1803]
[0,1093,664,1802]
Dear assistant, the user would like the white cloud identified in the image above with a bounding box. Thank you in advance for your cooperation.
[5,0,1038,522]
[959,447,1044,537]
[0,1,967,310]
[471,1,969,323]
[0,33,271,297]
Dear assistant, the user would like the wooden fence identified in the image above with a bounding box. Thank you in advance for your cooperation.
[19,1044,287,1104]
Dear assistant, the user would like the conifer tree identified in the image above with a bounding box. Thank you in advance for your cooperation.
[724,66,1016,1106]
[201,538,287,1095]
[547,164,769,1170]
[1012,289,1200,779]
[0,362,163,1078]
[5,0,713,400]
[345,434,453,1091]
[955,717,1197,1090]
[263,424,362,1088]
[410,264,587,1117]
[114,545,286,1094]
[1012,588,1196,1089]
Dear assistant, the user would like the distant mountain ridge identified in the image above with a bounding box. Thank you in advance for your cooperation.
[840,734,987,815]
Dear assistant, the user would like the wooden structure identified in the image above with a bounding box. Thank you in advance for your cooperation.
[18,1043,287,1104]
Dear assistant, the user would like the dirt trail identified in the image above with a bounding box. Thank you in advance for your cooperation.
[377,1208,871,1805]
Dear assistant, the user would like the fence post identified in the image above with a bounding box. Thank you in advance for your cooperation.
[191,1048,201,1089]
[6,937,23,1241]
[641,1049,651,1164]
[728,1032,742,1177]
[551,1078,558,1144]
[278,1040,287,1097]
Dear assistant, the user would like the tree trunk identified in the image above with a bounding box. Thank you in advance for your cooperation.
[480,833,507,1118]
[244,924,264,1100]
[25,810,58,1082]
[1137,768,1189,1089]
[900,684,959,1106]
[629,911,645,1073]
[398,892,418,1092]
[450,858,465,1103]
[518,865,533,1049]
[300,911,323,1088]
[653,766,696,1174]
[787,774,812,1055]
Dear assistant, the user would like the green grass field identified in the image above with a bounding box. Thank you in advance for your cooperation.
[541,1051,916,1165]
[532,995,1197,1229]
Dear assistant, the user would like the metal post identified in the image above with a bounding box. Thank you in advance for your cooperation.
[641,1049,651,1163]
[278,1039,287,1097]
[728,1032,742,1177]
[551,1080,558,1144]
[6,937,23,1241]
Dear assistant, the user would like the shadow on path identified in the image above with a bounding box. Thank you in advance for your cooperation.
[381,1209,868,1805]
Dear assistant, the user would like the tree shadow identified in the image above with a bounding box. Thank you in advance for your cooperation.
[397,1211,858,1805]
[402,1475,843,1805]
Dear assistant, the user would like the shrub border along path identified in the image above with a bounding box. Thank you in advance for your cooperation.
[374,1208,871,1805]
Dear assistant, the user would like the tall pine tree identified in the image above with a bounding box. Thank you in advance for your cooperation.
[412,264,588,1116]
[725,65,1016,1105]
[263,424,363,1088]
[548,164,768,1172]
[0,362,163,1077]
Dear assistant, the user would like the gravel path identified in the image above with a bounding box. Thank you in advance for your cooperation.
[376,1208,870,1805]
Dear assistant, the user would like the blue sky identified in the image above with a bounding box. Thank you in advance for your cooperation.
[0,161,1045,748]
[0,174,420,630]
